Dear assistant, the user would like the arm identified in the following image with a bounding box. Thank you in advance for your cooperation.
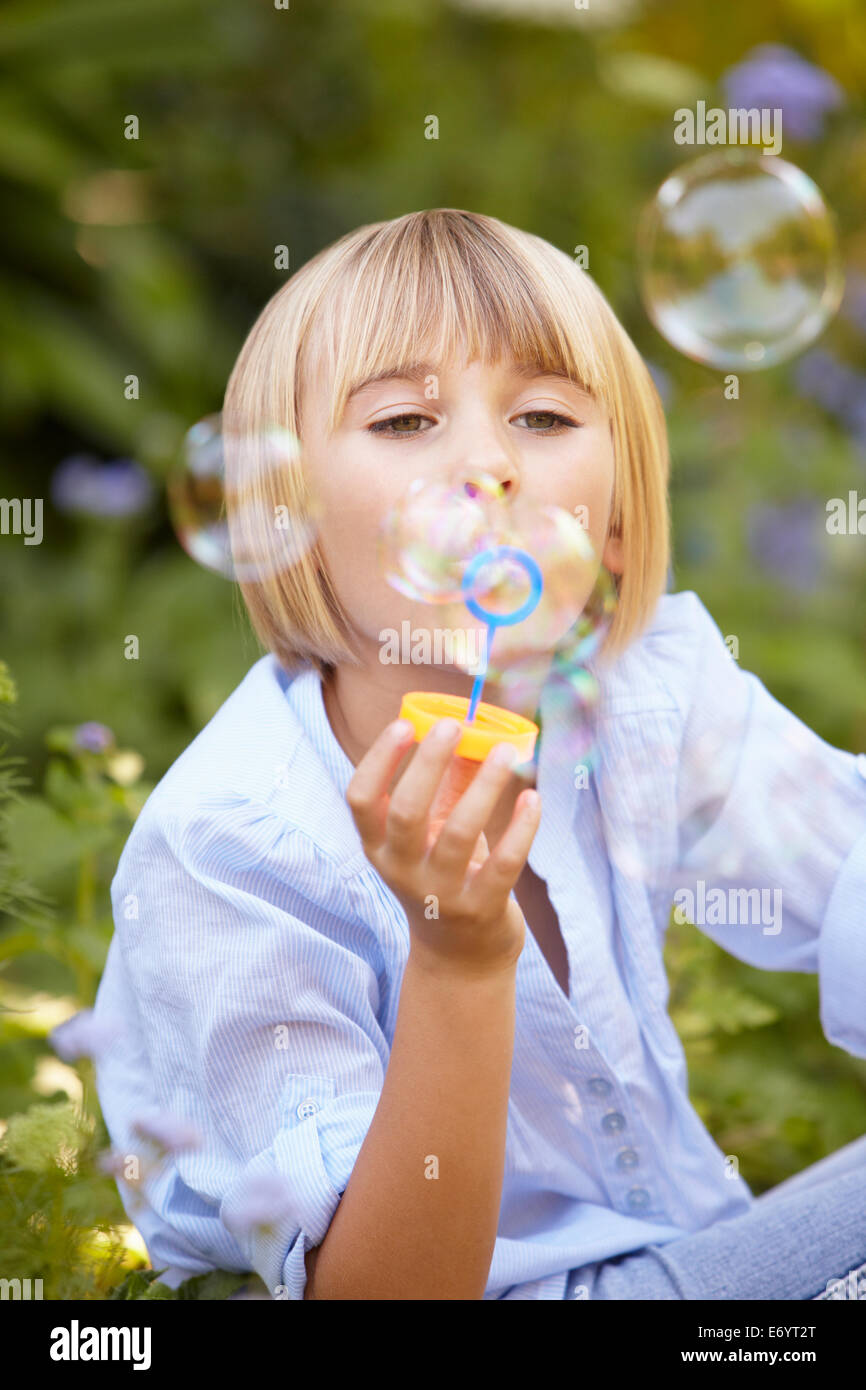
[305,718,540,1300]
[304,953,517,1301]
[668,594,866,1056]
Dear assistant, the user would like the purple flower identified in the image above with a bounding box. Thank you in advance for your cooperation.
[746,498,826,592]
[722,45,844,141]
[132,1111,204,1154]
[223,1173,297,1238]
[794,350,866,433]
[52,454,154,518]
[840,272,866,336]
[73,721,115,753]
[49,1008,121,1061]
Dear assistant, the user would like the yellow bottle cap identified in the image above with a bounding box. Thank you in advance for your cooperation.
[398,691,539,763]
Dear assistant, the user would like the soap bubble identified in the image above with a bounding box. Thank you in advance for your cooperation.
[479,506,617,685]
[637,151,844,370]
[167,413,319,580]
[379,472,507,603]
[484,569,616,777]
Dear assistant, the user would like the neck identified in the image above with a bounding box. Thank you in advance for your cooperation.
[320,649,483,770]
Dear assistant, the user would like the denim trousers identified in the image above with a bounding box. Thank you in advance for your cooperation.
[564,1134,866,1300]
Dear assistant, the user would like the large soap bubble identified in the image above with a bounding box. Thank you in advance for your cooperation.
[167,413,320,581]
[637,151,844,370]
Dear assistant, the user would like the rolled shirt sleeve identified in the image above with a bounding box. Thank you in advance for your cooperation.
[221,1073,383,1299]
[93,794,388,1298]
[669,593,866,1057]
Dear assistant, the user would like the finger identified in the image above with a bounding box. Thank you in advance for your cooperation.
[345,719,417,850]
[383,717,463,862]
[427,741,520,878]
[464,788,542,909]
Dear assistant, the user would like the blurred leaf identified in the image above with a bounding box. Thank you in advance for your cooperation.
[597,50,708,108]
[4,794,115,879]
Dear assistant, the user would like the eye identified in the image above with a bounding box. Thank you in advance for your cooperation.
[367,413,432,438]
[517,411,579,434]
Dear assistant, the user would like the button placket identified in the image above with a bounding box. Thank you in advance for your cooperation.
[581,1076,657,1215]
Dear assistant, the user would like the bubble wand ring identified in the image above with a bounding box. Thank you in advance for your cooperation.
[462,545,543,629]
[398,545,543,763]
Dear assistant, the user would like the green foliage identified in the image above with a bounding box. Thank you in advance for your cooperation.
[664,911,866,1194]
[0,1096,133,1298]
[109,1267,257,1301]
[0,665,261,1298]
[3,1098,89,1173]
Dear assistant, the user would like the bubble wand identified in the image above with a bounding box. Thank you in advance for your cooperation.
[398,544,544,764]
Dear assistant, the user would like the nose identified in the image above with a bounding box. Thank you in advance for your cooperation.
[455,455,520,503]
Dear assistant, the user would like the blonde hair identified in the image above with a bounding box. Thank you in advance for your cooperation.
[223,208,670,680]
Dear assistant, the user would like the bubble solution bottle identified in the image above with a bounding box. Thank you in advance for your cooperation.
[398,690,539,846]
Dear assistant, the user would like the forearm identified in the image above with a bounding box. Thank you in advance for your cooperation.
[303,951,517,1300]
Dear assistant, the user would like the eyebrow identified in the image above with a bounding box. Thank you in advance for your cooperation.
[345,360,593,403]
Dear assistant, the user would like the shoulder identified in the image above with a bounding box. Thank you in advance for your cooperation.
[135,653,308,822]
[113,654,369,902]
[589,589,734,720]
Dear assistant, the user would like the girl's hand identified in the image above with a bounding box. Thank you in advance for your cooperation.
[346,717,542,979]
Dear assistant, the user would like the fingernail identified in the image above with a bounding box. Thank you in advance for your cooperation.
[432,718,460,741]
[489,742,517,769]
[392,720,414,740]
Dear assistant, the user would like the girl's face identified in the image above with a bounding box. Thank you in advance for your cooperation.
[303,353,623,688]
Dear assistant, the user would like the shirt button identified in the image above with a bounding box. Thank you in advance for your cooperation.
[587,1077,612,1097]
[616,1147,640,1171]
[296,1099,320,1120]
[626,1187,651,1211]
[601,1110,626,1134]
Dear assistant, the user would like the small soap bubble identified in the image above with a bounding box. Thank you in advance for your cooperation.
[379,471,507,603]
[167,413,319,581]
[637,151,844,371]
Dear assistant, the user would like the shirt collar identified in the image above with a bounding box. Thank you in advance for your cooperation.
[281,664,357,800]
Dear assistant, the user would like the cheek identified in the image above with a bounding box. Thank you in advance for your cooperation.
[579,441,616,550]
[314,477,422,628]
[554,463,614,561]
[317,500,380,592]
[314,449,386,550]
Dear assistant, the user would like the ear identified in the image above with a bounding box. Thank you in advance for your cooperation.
[602,532,624,575]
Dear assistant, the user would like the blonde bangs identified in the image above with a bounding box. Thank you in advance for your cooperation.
[299,211,615,441]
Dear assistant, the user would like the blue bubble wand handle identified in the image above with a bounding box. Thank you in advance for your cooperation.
[461,546,543,724]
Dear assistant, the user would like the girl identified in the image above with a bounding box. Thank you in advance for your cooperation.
[92,209,866,1300]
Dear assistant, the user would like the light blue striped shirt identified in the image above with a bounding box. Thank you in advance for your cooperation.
[92,590,866,1299]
